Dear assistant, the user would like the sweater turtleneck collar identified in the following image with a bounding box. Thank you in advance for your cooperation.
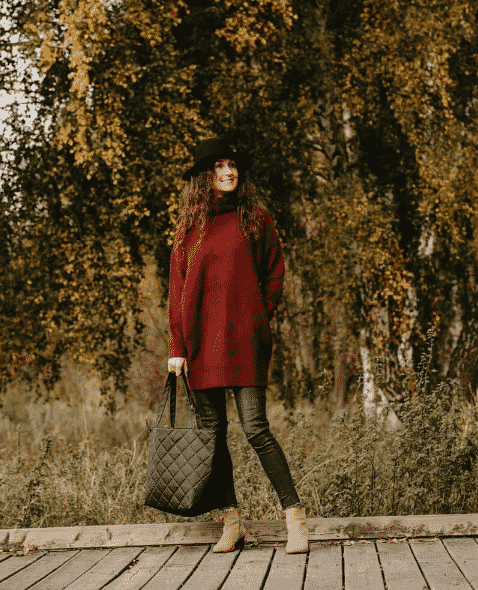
[210,192,239,216]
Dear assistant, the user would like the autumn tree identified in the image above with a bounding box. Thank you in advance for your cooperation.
[0,0,205,401]
[3,0,478,410]
[176,0,478,407]
[335,0,478,402]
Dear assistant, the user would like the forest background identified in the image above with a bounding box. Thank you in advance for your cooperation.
[2,0,478,424]
[2,0,478,527]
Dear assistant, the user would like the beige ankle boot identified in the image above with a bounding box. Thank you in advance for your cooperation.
[285,506,309,553]
[212,507,246,553]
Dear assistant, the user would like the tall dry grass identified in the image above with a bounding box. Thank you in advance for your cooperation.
[0,369,336,528]
[2,344,478,529]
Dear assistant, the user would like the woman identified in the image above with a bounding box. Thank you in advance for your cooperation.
[167,138,308,553]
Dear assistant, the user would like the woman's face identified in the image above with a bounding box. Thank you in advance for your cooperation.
[212,159,238,196]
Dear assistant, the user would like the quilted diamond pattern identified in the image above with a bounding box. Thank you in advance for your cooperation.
[144,426,217,515]
[144,372,229,517]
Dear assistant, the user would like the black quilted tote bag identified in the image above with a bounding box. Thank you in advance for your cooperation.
[144,370,229,517]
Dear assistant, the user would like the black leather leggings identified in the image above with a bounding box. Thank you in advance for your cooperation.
[191,386,301,511]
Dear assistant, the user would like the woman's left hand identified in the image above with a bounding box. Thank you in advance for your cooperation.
[168,357,188,377]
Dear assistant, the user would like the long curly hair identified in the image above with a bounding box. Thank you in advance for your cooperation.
[172,167,264,252]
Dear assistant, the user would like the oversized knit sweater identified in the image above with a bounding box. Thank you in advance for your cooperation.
[167,193,285,390]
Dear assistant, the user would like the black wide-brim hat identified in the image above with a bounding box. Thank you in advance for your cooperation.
[182,138,252,181]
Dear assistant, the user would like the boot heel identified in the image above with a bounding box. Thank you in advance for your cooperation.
[234,535,245,550]
[212,532,245,553]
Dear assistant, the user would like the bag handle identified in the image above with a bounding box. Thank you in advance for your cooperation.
[154,370,197,429]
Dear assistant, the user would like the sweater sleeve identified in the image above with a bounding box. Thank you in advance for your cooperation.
[167,243,187,358]
[258,209,285,320]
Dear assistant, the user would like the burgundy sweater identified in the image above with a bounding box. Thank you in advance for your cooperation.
[167,193,285,390]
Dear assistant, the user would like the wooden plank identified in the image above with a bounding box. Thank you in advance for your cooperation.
[304,543,342,590]
[141,545,209,590]
[64,547,143,590]
[309,513,478,540]
[0,551,78,590]
[1,525,177,551]
[179,547,239,590]
[29,550,110,590]
[376,539,427,590]
[4,514,478,550]
[410,538,471,590]
[102,547,176,590]
[148,520,285,546]
[0,553,46,583]
[262,546,307,590]
[5,530,84,552]
[344,542,384,590]
[220,547,274,590]
[443,538,478,590]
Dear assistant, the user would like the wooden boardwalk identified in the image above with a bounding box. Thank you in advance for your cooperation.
[2,514,478,589]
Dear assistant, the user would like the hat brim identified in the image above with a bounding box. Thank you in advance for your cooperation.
[182,152,252,181]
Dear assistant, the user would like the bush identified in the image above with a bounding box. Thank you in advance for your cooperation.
[297,372,478,518]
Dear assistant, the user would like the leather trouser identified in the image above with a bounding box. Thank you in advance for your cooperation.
[190,386,301,511]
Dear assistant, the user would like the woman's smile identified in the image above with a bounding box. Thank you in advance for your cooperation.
[213,159,238,196]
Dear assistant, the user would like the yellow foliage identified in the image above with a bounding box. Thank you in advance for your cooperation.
[6,0,478,399]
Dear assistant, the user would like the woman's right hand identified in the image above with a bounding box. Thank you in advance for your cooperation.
[168,357,188,377]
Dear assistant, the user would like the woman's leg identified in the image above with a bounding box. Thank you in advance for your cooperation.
[232,386,300,510]
[191,387,237,509]
[192,388,245,552]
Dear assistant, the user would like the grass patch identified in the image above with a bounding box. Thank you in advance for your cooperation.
[1,363,477,528]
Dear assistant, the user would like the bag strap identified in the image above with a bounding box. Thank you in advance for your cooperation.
[153,370,198,429]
